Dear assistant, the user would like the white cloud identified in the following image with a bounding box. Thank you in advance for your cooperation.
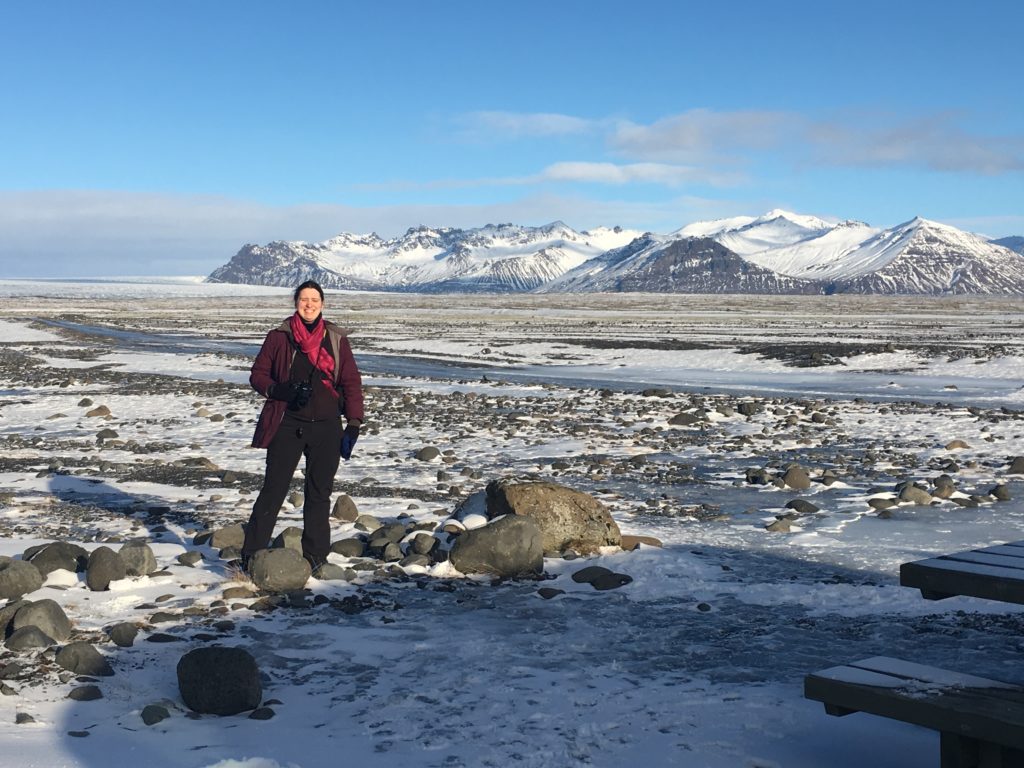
[459,111,594,139]
[539,161,744,187]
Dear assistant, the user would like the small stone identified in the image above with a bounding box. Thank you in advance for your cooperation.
[141,704,171,726]
[248,707,275,720]
[56,643,114,677]
[538,587,565,599]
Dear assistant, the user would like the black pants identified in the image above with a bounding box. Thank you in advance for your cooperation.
[243,413,341,563]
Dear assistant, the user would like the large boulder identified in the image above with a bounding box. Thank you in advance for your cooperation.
[449,515,544,578]
[177,646,261,715]
[209,524,245,550]
[24,542,88,576]
[0,559,43,601]
[119,542,158,577]
[484,479,620,555]
[86,546,127,591]
[56,642,114,676]
[248,548,311,593]
[12,599,72,642]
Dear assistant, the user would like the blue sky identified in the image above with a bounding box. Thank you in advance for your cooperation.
[2,0,1022,276]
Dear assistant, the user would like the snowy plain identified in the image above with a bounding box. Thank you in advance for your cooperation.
[0,280,1022,768]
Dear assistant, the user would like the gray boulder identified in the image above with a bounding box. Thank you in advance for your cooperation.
[485,479,621,555]
[248,548,311,593]
[86,546,127,591]
[56,642,114,676]
[12,599,72,641]
[330,538,366,558]
[1008,456,1024,475]
[25,542,88,575]
[415,446,441,461]
[332,495,359,522]
[0,560,43,601]
[782,466,812,490]
[449,515,543,578]
[5,626,56,651]
[107,622,139,648]
[209,524,245,550]
[177,646,261,715]
[271,526,303,552]
[899,485,934,505]
[119,542,158,577]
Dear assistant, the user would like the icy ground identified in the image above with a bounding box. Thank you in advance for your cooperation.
[0,283,1022,768]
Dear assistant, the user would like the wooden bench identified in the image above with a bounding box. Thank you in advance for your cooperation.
[804,656,1024,767]
[900,542,1024,603]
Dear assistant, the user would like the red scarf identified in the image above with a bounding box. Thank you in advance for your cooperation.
[289,313,338,398]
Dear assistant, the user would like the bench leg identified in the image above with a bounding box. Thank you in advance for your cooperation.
[940,733,1024,768]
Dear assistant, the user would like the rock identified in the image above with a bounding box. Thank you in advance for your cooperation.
[177,552,203,567]
[415,446,441,462]
[619,534,663,551]
[898,485,934,505]
[25,542,88,575]
[571,565,614,584]
[868,498,897,510]
[785,499,820,514]
[56,642,114,676]
[5,625,56,651]
[209,525,245,550]
[96,428,119,440]
[410,533,438,556]
[12,599,72,641]
[766,519,793,533]
[449,515,544,578]
[68,685,103,701]
[141,704,171,725]
[78,398,93,407]
[745,468,773,485]
[311,563,352,581]
[1008,456,1024,475]
[287,492,304,508]
[86,546,127,591]
[107,622,139,648]
[945,439,970,450]
[591,572,633,591]
[249,707,275,720]
[177,646,261,716]
[991,484,1012,501]
[538,587,565,599]
[271,526,303,552]
[669,412,702,426]
[119,542,158,577]
[0,600,28,637]
[248,549,311,593]
[485,479,621,555]
[332,494,359,522]
[0,559,43,600]
[330,538,366,558]
[782,466,811,490]
[354,514,381,532]
[85,405,111,417]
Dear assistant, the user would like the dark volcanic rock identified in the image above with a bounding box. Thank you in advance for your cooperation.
[56,642,114,676]
[86,546,127,591]
[0,559,43,600]
[449,515,544,578]
[177,646,261,715]
[25,542,88,576]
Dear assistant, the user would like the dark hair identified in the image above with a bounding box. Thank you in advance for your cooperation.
[293,280,324,304]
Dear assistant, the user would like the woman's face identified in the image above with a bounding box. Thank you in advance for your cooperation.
[295,288,323,323]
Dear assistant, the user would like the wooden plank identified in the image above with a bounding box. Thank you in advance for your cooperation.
[805,661,1024,750]
[944,551,1024,572]
[848,657,1020,690]
[977,544,1024,560]
[900,560,1024,604]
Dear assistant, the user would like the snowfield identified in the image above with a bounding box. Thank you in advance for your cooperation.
[0,281,1022,768]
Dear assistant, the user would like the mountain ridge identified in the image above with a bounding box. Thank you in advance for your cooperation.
[206,212,1024,295]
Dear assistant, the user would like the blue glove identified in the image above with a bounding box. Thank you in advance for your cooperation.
[340,423,360,460]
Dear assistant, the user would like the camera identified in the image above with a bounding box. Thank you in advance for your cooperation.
[293,381,313,408]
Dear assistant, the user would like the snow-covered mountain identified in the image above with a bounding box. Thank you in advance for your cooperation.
[993,235,1024,255]
[207,211,1024,295]
[207,223,642,293]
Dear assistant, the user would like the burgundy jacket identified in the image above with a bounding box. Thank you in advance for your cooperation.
[250,318,365,448]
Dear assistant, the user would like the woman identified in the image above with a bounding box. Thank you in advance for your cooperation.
[241,280,364,573]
